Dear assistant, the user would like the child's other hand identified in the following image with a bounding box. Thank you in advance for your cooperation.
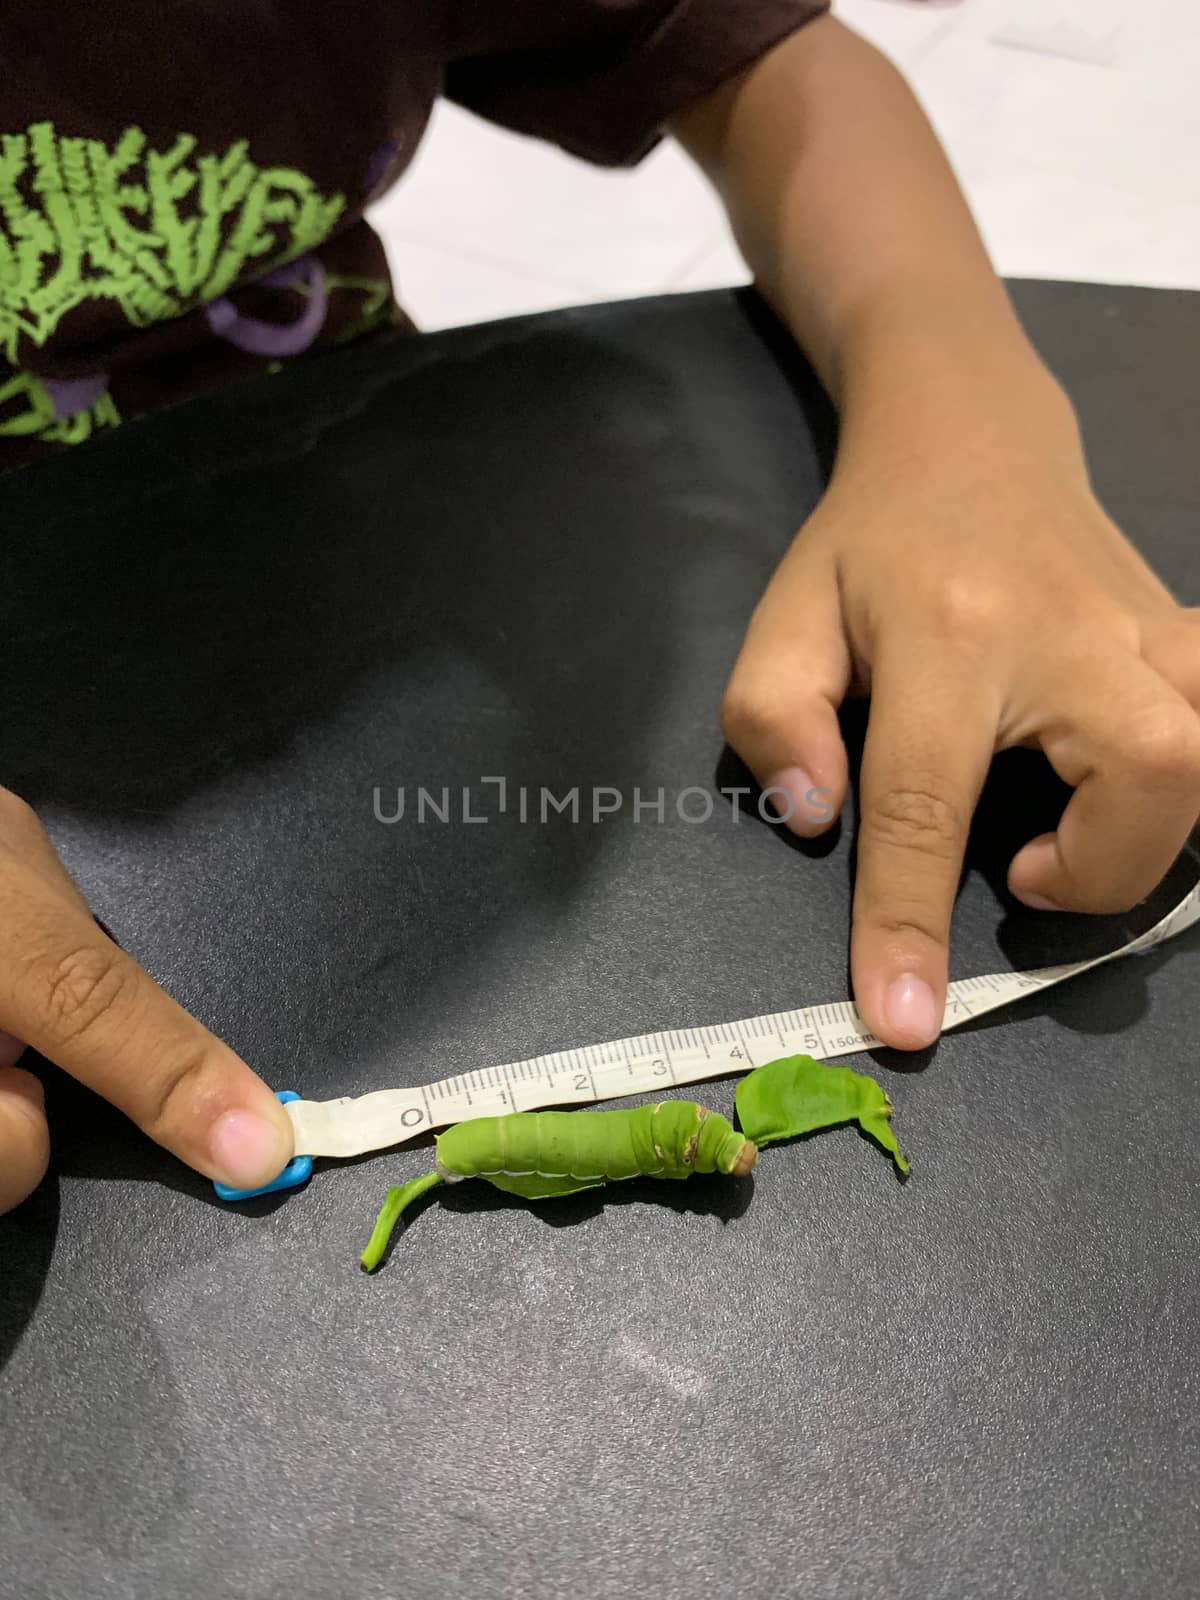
[0,788,294,1215]
[675,17,1200,1051]
[722,442,1200,1052]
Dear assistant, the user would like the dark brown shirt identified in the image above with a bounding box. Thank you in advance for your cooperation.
[0,1,828,466]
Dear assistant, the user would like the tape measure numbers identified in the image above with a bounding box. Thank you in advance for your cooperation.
[286,882,1200,1163]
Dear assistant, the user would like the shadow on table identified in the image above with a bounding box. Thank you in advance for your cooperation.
[361,1166,756,1276]
[0,1166,59,1374]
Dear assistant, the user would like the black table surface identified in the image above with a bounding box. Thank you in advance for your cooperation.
[1,282,1198,1600]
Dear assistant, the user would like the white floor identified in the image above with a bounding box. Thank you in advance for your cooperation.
[369,0,1200,331]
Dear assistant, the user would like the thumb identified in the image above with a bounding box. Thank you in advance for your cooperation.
[722,542,851,836]
[0,1064,50,1216]
[1,874,293,1193]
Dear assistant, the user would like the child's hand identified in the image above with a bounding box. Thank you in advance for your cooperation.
[676,20,1200,1053]
[722,444,1200,1052]
[0,787,294,1215]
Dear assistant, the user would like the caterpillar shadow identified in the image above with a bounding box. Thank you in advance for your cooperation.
[364,1170,755,1274]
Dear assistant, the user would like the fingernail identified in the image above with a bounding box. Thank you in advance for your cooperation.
[884,973,939,1047]
[209,1110,290,1189]
[0,1030,26,1068]
[762,767,835,837]
[1018,891,1062,912]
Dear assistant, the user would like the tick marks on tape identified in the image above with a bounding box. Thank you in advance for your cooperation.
[371,778,835,827]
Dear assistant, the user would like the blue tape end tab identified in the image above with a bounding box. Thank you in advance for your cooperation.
[213,1090,313,1202]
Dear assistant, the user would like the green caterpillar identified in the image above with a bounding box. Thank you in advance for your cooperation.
[360,1055,910,1272]
[360,1101,755,1271]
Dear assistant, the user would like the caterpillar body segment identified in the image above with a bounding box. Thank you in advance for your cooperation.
[436,1101,755,1199]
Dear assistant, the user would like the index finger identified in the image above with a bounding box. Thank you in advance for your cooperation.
[851,653,998,1049]
[0,858,294,1192]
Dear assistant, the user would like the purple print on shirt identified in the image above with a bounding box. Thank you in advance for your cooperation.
[43,372,110,420]
[364,136,402,197]
[204,255,330,358]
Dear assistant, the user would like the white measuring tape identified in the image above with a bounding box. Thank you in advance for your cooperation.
[287,882,1200,1161]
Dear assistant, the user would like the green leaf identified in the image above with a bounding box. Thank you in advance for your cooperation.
[735,1055,910,1174]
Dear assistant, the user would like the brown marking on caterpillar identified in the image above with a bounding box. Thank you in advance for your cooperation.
[682,1104,709,1165]
[730,1140,757,1177]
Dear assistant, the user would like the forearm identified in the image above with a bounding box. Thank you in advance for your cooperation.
[672,18,1085,482]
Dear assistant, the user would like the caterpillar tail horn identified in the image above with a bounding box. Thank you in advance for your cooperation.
[360,1170,444,1272]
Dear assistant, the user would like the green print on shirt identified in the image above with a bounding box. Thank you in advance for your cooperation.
[0,368,121,445]
[0,120,348,441]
